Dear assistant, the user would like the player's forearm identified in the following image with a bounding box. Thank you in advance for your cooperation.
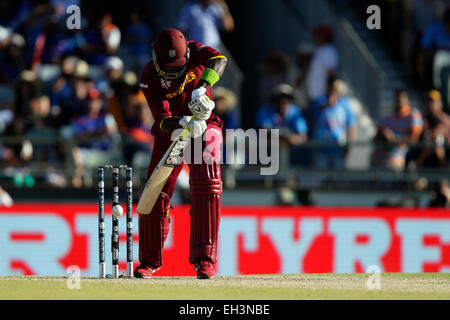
[197,57,227,89]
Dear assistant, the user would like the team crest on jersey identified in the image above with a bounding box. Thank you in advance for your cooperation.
[169,50,176,57]
[161,78,172,89]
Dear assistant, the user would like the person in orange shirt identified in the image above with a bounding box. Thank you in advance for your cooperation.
[372,89,424,171]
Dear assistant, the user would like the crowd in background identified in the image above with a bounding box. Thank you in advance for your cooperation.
[0,0,155,188]
[255,25,356,170]
[0,0,449,208]
[254,1,450,176]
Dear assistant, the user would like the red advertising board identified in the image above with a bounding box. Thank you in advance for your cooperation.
[0,203,449,276]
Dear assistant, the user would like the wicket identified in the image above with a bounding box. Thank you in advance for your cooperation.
[97,165,133,278]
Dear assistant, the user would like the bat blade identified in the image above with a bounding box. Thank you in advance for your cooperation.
[136,165,173,214]
[137,125,192,214]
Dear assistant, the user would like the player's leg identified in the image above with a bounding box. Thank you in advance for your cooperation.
[135,138,182,278]
[188,125,222,279]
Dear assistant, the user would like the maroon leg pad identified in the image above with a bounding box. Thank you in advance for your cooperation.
[138,164,182,269]
[188,162,221,264]
[138,192,170,269]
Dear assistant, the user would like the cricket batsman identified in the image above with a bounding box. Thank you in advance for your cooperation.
[135,28,227,279]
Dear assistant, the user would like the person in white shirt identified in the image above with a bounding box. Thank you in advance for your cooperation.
[306,25,339,102]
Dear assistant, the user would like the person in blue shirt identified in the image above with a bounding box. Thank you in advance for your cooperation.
[47,55,78,109]
[419,8,450,87]
[257,83,308,147]
[178,0,234,49]
[421,8,450,50]
[313,76,356,169]
[71,88,118,187]
[126,12,152,74]
[72,88,116,151]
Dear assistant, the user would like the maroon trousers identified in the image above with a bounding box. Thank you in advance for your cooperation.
[138,124,222,269]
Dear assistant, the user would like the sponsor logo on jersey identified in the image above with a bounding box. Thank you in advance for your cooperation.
[166,71,196,99]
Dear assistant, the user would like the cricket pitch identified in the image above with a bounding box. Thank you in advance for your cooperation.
[0,273,449,300]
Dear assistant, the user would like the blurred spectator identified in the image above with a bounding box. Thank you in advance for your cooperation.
[24,94,62,166]
[178,0,234,48]
[79,12,121,65]
[25,94,52,133]
[257,84,308,147]
[58,59,91,126]
[0,106,14,165]
[212,86,238,130]
[421,6,450,50]
[428,179,450,207]
[122,90,154,166]
[72,88,116,149]
[402,0,447,78]
[259,51,295,103]
[0,31,26,84]
[13,70,39,132]
[99,12,121,55]
[306,25,338,102]
[372,89,423,171]
[0,107,13,134]
[418,7,450,87]
[97,56,124,97]
[37,11,70,65]
[412,0,445,37]
[415,90,450,168]
[106,69,139,134]
[126,11,152,74]
[0,25,9,48]
[48,55,78,108]
[16,3,52,66]
[71,88,117,187]
[0,71,37,167]
[313,77,356,169]
[292,43,314,109]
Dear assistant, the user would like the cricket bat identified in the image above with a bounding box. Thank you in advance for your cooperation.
[136,116,194,214]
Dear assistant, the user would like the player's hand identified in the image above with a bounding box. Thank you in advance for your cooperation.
[191,87,207,101]
[189,88,215,120]
[179,116,207,139]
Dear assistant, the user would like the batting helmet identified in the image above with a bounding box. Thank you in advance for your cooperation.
[152,28,190,79]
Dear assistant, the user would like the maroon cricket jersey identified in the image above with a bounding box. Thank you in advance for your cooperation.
[139,41,224,139]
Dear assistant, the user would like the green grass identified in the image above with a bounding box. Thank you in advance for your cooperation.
[0,274,449,300]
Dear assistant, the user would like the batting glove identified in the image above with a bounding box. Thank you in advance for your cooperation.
[191,87,207,101]
[179,116,207,139]
[189,88,215,121]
